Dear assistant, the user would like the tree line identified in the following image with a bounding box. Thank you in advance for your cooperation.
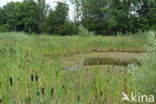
[0,0,156,35]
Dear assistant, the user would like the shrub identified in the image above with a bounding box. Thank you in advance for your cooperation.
[0,24,10,32]
[78,25,95,36]
[59,22,79,36]
[150,24,156,32]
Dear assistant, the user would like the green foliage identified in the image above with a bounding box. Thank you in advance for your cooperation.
[78,25,94,36]
[0,0,156,35]
[58,22,79,36]
[129,31,156,96]
[0,32,148,103]
[36,0,49,34]
[0,24,10,32]
[45,2,78,35]
[0,8,6,26]
[0,0,49,33]
[0,1,39,33]
[55,2,69,24]
[150,24,156,32]
[71,0,156,35]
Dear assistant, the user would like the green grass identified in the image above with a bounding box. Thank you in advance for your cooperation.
[0,32,145,58]
[128,31,156,100]
[0,32,154,104]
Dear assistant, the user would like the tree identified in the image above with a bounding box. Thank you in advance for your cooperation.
[45,2,77,35]
[55,2,69,24]
[137,0,156,31]
[15,0,39,33]
[0,0,156,35]
[0,8,6,25]
[36,0,49,34]
[70,0,156,35]
[69,0,82,22]
[0,1,39,33]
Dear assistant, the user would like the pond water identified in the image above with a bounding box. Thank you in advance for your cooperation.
[61,52,144,70]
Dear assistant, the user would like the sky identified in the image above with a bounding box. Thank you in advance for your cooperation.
[0,0,75,20]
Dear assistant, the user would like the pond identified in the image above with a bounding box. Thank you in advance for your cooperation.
[61,52,144,70]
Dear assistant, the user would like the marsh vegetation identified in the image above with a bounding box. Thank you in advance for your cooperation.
[0,0,156,103]
[0,32,155,104]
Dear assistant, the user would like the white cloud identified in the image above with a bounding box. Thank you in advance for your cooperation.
[0,0,75,20]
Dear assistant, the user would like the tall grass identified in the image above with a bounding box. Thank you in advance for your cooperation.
[0,32,145,58]
[0,32,152,104]
[129,31,156,96]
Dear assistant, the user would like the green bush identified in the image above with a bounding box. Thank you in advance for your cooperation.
[0,24,10,32]
[78,25,95,36]
[58,22,79,36]
[150,24,156,32]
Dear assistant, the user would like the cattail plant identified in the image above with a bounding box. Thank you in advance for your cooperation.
[31,74,33,82]
[78,95,80,102]
[17,78,19,81]
[35,75,38,82]
[62,85,65,89]
[10,77,13,86]
[0,99,2,103]
[51,87,54,97]
[42,88,45,95]
[100,91,102,97]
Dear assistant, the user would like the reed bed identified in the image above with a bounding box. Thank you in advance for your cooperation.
[0,32,152,104]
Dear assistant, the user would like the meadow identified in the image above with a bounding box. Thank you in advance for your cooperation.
[0,32,155,104]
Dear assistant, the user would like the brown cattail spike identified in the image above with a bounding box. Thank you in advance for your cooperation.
[51,88,54,97]
[0,99,2,103]
[78,96,80,102]
[31,74,33,82]
[107,80,109,83]
[100,91,103,97]
[10,77,13,86]
[36,75,38,82]
[42,88,45,95]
